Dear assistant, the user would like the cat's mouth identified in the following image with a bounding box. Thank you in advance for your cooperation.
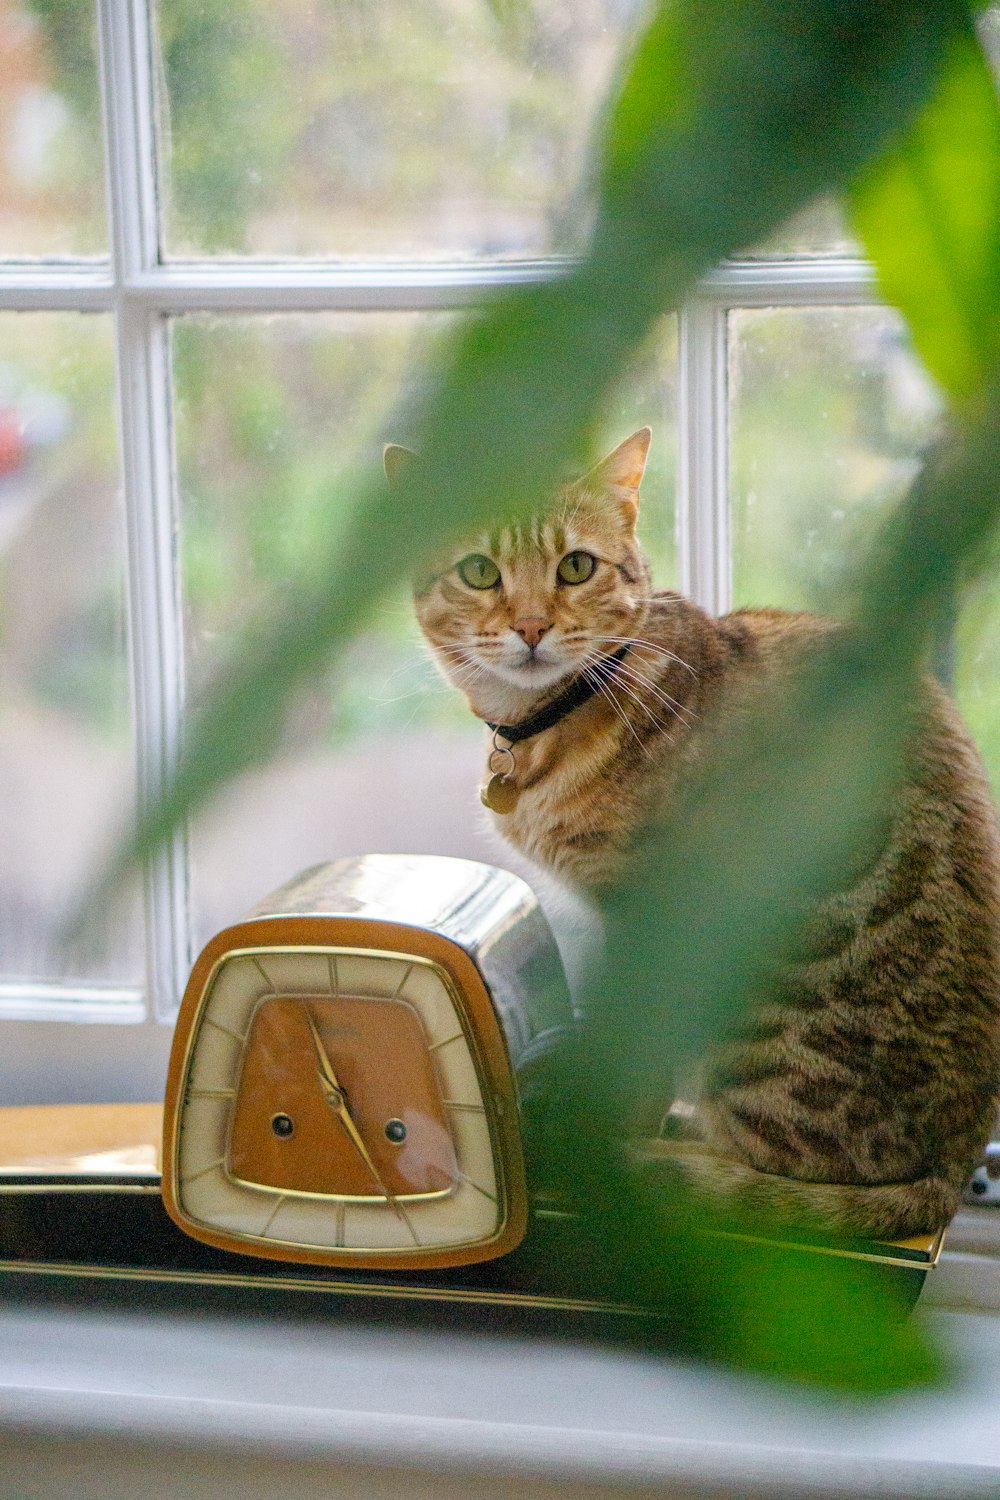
[489,649,578,691]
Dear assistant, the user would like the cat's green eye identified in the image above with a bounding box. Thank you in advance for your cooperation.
[557,551,596,585]
[457,554,501,590]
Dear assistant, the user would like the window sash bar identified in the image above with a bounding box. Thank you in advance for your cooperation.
[0,265,113,310]
[96,0,190,1022]
[678,298,730,617]
[698,257,880,305]
[0,255,880,315]
[0,984,145,1025]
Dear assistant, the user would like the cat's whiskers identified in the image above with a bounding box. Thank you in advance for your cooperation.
[581,664,646,755]
[587,654,676,739]
[444,659,490,694]
[572,635,696,728]
[368,649,462,705]
[611,674,692,741]
[435,643,506,682]
[581,655,654,759]
[596,663,674,729]
[591,661,664,731]
[604,657,698,729]
[432,634,497,648]
[581,634,701,723]
[583,645,699,740]
[590,634,699,678]
[385,640,493,706]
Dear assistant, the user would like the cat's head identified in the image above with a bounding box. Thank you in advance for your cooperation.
[388,429,653,720]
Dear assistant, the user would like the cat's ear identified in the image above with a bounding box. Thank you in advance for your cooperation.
[383,443,417,487]
[583,427,651,526]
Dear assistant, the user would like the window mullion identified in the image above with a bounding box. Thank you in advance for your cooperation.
[96,0,190,1021]
[677,296,730,617]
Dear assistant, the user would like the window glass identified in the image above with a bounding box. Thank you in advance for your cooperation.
[978,5,1000,80]
[729,305,1000,798]
[173,311,676,948]
[729,306,942,613]
[956,577,1000,801]
[155,0,642,260]
[0,1,107,259]
[0,313,140,988]
[744,198,859,259]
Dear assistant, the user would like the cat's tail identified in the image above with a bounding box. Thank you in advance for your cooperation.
[638,1139,961,1241]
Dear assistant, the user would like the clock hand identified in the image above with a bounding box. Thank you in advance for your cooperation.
[304,1007,343,1096]
[303,1006,397,1204]
[331,1091,397,1202]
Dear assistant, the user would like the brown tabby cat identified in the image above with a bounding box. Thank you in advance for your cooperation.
[390,428,1000,1239]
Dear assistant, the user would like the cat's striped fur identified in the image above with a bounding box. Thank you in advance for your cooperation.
[401,429,1000,1238]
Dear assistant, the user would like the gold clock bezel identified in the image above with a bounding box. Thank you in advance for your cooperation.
[161,915,529,1269]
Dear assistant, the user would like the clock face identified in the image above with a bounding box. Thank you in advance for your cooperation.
[164,941,521,1266]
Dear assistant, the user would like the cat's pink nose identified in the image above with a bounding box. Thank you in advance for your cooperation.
[513,618,551,650]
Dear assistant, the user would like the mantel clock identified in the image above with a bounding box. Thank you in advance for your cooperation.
[161,855,575,1269]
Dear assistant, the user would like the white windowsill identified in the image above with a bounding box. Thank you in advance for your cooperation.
[2,1291,1000,1500]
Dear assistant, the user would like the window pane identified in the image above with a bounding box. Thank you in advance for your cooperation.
[957,579,1000,808]
[979,6,1000,82]
[730,306,942,613]
[729,305,1000,799]
[155,0,640,260]
[0,2,107,258]
[744,198,860,259]
[173,312,676,948]
[0,313,141,987]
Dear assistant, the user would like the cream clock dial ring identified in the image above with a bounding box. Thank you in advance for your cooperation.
[163,936,515,1267]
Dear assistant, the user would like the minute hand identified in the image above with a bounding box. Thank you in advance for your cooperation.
[304,1007,395,1202]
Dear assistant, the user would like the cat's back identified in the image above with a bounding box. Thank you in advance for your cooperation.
[685,603,1000,1233]
[717,602,994,804]
[716,602,841,667]
[644,596,840,699]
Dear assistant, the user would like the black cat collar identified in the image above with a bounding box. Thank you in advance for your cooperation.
[485,643,631,744]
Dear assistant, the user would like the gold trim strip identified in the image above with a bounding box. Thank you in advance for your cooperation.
[226,1164,454,1206]
[0,1182,161,1196]
[706,1225,943,1270]
[0,1258,642,1316]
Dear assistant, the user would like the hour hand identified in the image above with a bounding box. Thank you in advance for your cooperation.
[305,1007,343,1097]
[303,1006,395,1202]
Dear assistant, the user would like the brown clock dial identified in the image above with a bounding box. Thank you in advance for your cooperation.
[227,992,459,1200]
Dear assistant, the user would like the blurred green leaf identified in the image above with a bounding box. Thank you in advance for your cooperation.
[88,0,1000,1394]
[718,1229,943,1388]
[603,0,967,262]
[848,25,1000,399]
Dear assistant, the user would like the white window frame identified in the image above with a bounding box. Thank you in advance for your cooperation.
[0,0,882,1029]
